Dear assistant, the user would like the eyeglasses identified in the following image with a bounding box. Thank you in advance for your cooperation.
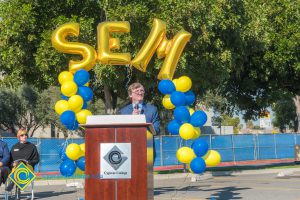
[132,89,145,94]
[20,134,28,137]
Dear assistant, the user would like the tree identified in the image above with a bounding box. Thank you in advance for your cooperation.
[246,120,254,129]
[272,94,298,132]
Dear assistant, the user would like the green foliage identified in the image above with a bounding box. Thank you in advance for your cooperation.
[272,94,298,132]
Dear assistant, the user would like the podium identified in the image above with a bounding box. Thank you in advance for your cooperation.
[82,115,155,200]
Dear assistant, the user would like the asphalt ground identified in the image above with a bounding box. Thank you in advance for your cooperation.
[0,168,300,200]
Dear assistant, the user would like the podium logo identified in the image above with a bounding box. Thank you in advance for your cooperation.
[104,145,128,170]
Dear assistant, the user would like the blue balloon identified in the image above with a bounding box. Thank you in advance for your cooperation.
[190,157,206,174]
[82,101,87,109]
[65,120,79,131]
[60,110,76,126]
[158,79,176,94]
[74,69,90,86]
[174,106,190,124]
[167,120,181,135]
[170,91,186,106]
[185,90,196,105]
[191,139,209,157]
[61,94,69,100]
[77,86,93,102]
[60,159,76,177]
[190,110,207,127]
[76,156,85,171]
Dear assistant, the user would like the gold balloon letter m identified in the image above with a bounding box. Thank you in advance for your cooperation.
[131,19,191,80]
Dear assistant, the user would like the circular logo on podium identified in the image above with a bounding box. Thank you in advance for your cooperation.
[104,145,128,170]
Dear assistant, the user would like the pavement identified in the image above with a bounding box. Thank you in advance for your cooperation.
[1,167,300,200]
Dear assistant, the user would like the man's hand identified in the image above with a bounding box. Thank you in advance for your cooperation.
[0,162,3,167]
[132,108,140,115]
[13,162,17,167]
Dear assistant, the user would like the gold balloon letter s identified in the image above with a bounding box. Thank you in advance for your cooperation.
[51,22,97,73]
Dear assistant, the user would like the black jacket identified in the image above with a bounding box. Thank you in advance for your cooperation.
[10,142,40,168]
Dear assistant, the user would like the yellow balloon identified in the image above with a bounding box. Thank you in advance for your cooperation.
[75,167,85,175]
[97,21,131,65]
[192,127,201,139]
[162,94,175,109]
[55,100,69,115]
[176,147,196,164]
[76,109,92,124]
[58,71,73,85]
[68,95,84,113]
[202,150,221,167]
[179,123,195,140]
[79,143,85,154]
[172,78,179,90]
[157,31,192,80]
[84,82,89,87]
[66,143,82,160]
[51,22,97,73]
[176,76,192,92]
[131,19,166,72]
[61,81,78,97]
[188,107,195,115]
[147,147,154,165]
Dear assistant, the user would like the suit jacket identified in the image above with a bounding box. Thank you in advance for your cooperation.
[118,103,160,134]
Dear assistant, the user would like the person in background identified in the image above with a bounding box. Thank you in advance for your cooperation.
[6,128,40,192]
[118,82,160,134]
[0,138,10,186]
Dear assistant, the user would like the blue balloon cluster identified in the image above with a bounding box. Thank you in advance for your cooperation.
[59,69,93,131]
[158,77,209,174]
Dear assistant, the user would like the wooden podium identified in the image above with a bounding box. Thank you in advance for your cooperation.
[82,115,155,200]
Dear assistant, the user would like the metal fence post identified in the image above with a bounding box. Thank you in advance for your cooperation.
[256,134,260,160]
[160,136,163,167]
[231,135,236,163]
[274,134,278,159]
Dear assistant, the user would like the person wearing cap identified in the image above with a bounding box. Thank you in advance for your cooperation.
[6,128,40,192]
[118,82,160,134]
[0,138,10,186]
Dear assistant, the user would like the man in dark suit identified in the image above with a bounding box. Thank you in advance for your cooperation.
[118,82,160,134]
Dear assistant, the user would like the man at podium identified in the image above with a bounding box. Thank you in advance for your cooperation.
[118,82,160,134]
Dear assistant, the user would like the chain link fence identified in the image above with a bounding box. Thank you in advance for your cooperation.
[1,133,299,172]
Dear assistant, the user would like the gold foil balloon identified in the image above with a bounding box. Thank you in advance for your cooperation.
[58,71,73,85]
[61,81,78,97]
[131,19,166,71]
[76,109,92,124]
[97,21,131,65]
[55,100,69,115]
[51,22,97,73]
[157,31,191,79]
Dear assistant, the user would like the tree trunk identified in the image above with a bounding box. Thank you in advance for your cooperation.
[293,95,300,132]
[103,85,118,114]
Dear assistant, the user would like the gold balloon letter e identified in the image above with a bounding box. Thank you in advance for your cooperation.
[97,21,131,65]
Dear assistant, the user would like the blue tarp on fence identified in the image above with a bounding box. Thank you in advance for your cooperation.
[1,133,299,172]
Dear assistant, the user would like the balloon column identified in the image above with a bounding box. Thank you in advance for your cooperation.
[158,76,221,174]
[59,143,85,177]
[55,69,93,130]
